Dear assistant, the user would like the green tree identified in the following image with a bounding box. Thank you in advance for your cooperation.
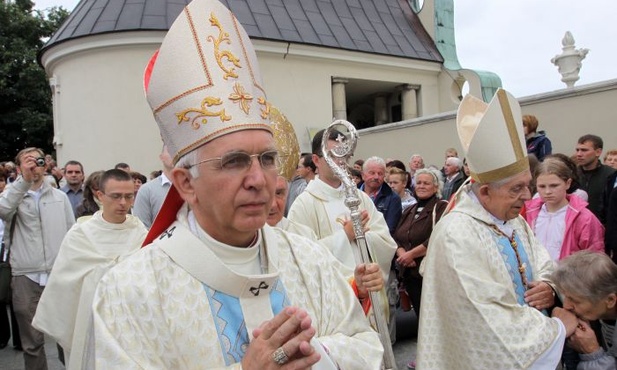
[0,0,69,161]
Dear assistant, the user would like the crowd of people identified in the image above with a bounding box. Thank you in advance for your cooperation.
[0,0,616,369]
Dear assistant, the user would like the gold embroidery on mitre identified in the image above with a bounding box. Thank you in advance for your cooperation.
[207,12,241,80]
[258,97,271,119]
[176,97,232,129]
[228,82,253,114]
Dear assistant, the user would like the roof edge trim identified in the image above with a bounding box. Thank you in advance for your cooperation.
[41,31,167,71]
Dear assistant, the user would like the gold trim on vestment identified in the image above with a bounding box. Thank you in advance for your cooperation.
[176,97,231,129]
[172,123,272,164]
[208,12,241,80]
[471,157,529,184]
[497,89,525,161]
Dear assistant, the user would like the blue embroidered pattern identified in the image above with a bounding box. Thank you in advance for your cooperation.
[495,233,533,305]
[203,279,290,365]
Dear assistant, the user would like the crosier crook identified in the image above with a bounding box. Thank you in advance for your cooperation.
[321,119,397,370]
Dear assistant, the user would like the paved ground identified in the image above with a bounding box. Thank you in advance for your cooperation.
[0,307,418,370]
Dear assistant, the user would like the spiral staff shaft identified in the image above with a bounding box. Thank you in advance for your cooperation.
[321,119,397,370]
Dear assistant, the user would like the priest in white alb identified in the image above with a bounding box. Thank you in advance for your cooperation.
[416,89,579,369]
[86,1,383,368]
[287,129,396,281]
[32,169,147,370]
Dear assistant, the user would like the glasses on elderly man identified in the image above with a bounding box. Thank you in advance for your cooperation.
[188,150,280,172]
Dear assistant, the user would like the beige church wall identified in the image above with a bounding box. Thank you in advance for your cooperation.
[518,82,617,155]
[354,80,617,167]
[43,32,165,176]
[356,112,458,168]
[254,40,443,153]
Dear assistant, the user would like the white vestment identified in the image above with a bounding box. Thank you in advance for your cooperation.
[275,217,318,240]
[288,177,396,278]
[89,206,383,369]
[417,187,564,369]
[32,212,147,370]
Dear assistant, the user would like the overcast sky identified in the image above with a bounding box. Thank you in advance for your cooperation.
[33,0,616,98]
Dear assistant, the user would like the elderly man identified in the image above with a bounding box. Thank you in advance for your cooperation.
[33,169,147,370]
[408,154,424,192]
[416,89,578,369]
[441,156,465,201]
[268,175,316,239]
[361,156,401,234]
[88,1,382,369]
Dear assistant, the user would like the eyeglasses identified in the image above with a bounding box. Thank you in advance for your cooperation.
[188,150,280,172]
[103,193,135,201]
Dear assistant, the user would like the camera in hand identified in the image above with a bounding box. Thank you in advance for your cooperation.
[35,157,46,167]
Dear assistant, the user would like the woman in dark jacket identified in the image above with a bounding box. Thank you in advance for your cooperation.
[393,168,448,319]
[524,114,552,161]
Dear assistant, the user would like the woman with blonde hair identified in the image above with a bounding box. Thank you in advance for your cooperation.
[603,149,617,170]
[525,158,604,261]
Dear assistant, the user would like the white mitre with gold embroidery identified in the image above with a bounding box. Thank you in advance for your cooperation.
[456,88,529,183]
[144,0,271,164]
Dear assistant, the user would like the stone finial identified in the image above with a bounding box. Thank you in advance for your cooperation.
[551,31,589,88]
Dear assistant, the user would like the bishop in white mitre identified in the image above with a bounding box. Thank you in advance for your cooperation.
[86,0,383,368]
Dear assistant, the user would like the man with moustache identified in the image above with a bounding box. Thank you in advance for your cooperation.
[360,156,401,235]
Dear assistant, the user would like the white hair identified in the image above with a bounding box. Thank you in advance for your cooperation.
[363,156,386,171]
[446,157,463,169]
[470,169,528,193]
[175,149,200,179]
[414,168,444,199]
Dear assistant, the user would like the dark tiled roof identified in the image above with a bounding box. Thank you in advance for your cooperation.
[43,0,442,63]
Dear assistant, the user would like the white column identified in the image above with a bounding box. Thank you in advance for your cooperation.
[374,93,389,125]
[331,78,348,120]
[399,84,419,121]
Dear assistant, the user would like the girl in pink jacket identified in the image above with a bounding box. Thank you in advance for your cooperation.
[525,158,605,261]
